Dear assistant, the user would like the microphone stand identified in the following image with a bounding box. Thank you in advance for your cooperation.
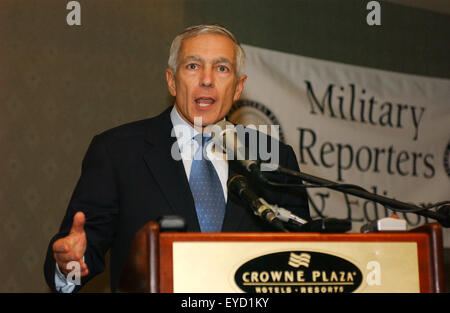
[262,164,450,228]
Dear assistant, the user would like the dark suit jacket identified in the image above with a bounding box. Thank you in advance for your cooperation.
[44,106,310,292]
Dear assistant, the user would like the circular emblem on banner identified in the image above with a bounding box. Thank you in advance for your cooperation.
[227,100,286,143]
[234,251,363,293]
[444,141,450,178]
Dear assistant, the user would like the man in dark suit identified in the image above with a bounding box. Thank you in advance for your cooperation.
[44,24,310,292]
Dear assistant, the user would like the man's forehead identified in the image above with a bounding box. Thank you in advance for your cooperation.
[179,33,236,61]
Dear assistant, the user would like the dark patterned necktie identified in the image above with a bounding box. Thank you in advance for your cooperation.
[189,134,226,232]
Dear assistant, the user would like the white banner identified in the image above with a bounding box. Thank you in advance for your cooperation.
[230,44,450,246]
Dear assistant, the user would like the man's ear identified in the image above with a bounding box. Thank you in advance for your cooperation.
[233,74,247,102]
[166,68,177,97]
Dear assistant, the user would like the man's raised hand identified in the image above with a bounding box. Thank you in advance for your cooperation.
[52,211,89,277]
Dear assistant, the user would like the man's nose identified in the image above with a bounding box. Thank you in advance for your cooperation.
[200,67,214,88]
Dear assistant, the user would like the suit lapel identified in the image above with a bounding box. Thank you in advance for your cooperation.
[142,107,200,232]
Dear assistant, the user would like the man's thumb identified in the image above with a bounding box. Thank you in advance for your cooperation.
[70,211,86,234]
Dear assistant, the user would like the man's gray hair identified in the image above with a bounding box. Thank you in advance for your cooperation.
[168,24,245,77]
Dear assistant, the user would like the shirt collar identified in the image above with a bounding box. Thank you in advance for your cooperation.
[170,105,226,149]
[170,106,199,151]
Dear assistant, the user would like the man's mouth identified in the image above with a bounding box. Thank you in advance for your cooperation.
[195,97,216,108]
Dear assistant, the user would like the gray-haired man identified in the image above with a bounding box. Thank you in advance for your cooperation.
[44,24,310,292]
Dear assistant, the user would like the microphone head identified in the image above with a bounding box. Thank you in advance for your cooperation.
[227,174,249,196]
[209,121,260,172]
[209,120,236,155]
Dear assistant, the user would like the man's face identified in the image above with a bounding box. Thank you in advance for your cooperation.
[166,33,247,128]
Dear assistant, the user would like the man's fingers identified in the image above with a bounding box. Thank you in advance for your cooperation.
[80,268,89,277]
[52,241,68,253]
[80,261,89,277]
[52,211,88,278]
[53,236,85,259]
[60,260,89,277]
[54,250,83,263]
[70,211,86,235]
[53,213,88,271]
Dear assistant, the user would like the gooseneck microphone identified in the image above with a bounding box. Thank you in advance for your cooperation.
[228,174,351,233]
[227,174,288,232]
[210,120,264,180]
[214,121,353,233]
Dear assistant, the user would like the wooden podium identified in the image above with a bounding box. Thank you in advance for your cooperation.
[118,222,445,293]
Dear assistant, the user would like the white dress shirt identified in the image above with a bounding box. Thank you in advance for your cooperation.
[170,106,228,201]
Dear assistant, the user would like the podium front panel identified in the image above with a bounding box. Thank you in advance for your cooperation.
[159,232,433,293]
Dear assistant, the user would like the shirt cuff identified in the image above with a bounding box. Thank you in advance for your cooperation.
[54,257,85,293]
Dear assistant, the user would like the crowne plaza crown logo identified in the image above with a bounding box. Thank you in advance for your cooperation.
[288,252,311,268]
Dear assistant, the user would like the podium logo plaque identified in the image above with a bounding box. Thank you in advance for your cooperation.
[172,241,421,293]
[233,251,363,293]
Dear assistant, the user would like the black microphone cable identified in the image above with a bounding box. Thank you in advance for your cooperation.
[259,162,450,217]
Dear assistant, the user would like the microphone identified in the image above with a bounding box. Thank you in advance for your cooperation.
[258,198,308,226]
[227,174,288,232]
[210,120,264,180]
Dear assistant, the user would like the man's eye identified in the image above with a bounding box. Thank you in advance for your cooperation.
[218,65,229,72]
[187,63,198,70]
